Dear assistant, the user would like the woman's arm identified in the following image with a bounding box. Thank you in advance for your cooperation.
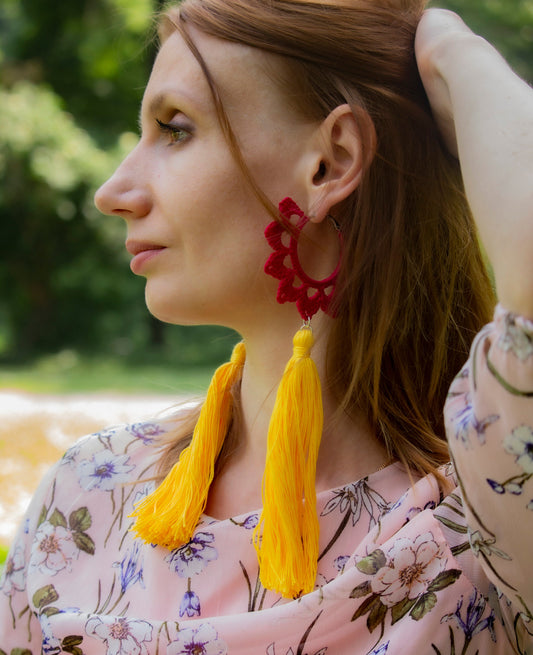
[416,9,533,640]
[415,8,533,318]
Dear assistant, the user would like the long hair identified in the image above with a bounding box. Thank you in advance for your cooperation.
[155,0,495,481]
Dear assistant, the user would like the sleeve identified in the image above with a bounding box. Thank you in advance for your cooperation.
[445,304,533,649]
[0,462,61,652]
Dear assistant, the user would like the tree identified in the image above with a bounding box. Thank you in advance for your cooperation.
[0,0,161,358]
[431,0,533,82]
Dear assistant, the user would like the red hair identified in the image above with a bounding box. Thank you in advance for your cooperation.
[155,0,495,480]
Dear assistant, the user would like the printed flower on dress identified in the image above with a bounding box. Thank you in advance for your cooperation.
[85,425,121,449]
[350,532,461,637]
[318,479,392,573]
[167,623,227,655]
[60,441,82,467]
[85,616,153,655]
[442,590,496,643]
[367,643,389,655]
[0,542,26,596]
[77,450,135,491]
[230,513,259,529]
[30,520,80,576]
[32,584,85,655]
[498,312,533,361]
[467,529,511,561]
[89,425,123,452]
[166,531,218,577]
[126,421,165,444]
[486,425,533,509]
[39,612,62,655]
[504,425,533,474]
[334,555,350,573]
[405,500,436,523]
[180,589,201,617]
[370,533,448,607]
[113,541,145,594]
[322,479,391,528]
[449,393,499,448]
[97,426,121,439]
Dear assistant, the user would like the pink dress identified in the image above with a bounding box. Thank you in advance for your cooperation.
[1,306,532,654]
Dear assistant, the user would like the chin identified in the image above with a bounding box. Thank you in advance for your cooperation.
[145,295,193,326]
[144,286,216,327]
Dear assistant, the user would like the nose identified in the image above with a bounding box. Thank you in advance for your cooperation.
[94,149,152,219]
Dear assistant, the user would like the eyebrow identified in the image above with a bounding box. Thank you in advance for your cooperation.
[138,93,166,133]
[138,88,200,133]
[147,92,167,117]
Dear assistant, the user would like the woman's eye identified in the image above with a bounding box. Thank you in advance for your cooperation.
[155,118,191,144]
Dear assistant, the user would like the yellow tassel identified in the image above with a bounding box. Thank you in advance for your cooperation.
[253,325,323,598]
[130,341,246,549]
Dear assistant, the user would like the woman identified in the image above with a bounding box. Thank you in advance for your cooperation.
[1,1,532,652]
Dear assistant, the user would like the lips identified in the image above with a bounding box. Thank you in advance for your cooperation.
[126,240,166,256]
[125,240,166,274]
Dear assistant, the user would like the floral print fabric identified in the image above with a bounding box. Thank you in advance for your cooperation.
[1,306,532,654]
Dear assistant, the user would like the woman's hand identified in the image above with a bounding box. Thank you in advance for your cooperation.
[415,8,533,318]
[414,9,475,157]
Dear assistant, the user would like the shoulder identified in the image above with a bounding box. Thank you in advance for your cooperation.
[64,413,184,482]
[41,411,191,506]
[18,413,189,574]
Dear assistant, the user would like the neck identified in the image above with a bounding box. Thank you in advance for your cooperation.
[205,313,389,519]
[233,313,387,490]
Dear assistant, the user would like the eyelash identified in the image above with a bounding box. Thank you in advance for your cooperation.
[155,118,191,144]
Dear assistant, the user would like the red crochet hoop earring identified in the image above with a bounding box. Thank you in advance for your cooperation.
[264,197,341,320]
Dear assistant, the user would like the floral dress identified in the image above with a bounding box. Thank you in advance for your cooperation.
[1,306,532,655]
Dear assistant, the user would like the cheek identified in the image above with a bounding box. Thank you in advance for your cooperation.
[181,181,268,259]
[237,117,308,200]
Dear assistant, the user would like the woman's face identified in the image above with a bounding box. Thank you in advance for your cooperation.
[95,27,318,330]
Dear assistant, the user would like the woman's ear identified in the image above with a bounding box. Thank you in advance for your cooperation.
[306,104,376,222]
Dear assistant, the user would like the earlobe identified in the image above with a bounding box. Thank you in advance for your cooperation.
[308,103,375,222]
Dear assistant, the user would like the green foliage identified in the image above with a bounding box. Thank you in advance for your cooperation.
[0,0,242,367]
[0,82,126,190]
[0,80,142,356]
[0,0,157,143]
[431,0,533,82]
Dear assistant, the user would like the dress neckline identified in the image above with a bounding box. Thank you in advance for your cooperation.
[200,461,402,524]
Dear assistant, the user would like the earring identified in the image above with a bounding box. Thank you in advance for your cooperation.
[249,197,342,599]
[264,197,341,320]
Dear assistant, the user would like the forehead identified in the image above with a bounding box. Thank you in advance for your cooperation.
[144,27,290,125]
[143,26,301,136]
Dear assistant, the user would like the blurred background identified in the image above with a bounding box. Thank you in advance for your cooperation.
[0,0,532,561]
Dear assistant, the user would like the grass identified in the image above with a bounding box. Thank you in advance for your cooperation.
[0,352,216,395]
